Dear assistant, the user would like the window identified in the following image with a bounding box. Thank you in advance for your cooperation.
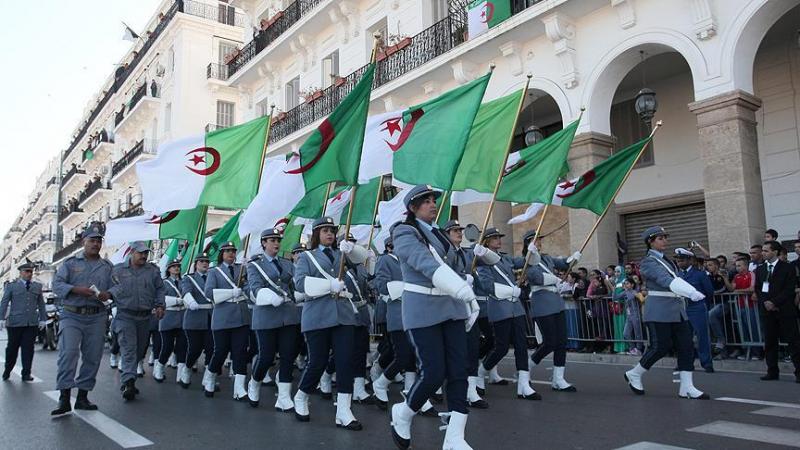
[321,50,339,87]
[432,0,449,23]
[216,101,235,127]
[218,41,238,66]
[256,98,271,117]
[167,47,175,73]
[285,77,300,110]
[368,18,388,57]
[163,102,172,134]
[610,99,654,168]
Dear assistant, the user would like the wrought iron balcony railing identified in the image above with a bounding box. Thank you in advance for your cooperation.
[62,164,86,186]
[77,178,111,205]
[114,202,144,219]
[206,63,229,81]
[111,140,157,178]
[204,123,230,133]
[54,234,84,262]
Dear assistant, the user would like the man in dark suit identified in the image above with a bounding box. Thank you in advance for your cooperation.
[754,241,800,382]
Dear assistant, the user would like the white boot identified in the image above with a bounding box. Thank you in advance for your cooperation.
[487,366,506,385]
[373,374,391,406]
[624,363,646,395]
[419,399,439,417]
[476,364,487,391]
[466,377,488,408]
[275,382,295,412]
[442,411,472,450]
[293,389,310,421]
[147,352,154,366]
[391,402,416,449]
[678,371,709,399]
[394,373,404,383]
[262,369,275,387]
[247,378,261,407]
[167,353,177,368]
[233,374,248,401]
[109,353,118,368]
[335,393,362,430]
[551,366,576,392]
[202,368,217,397]
[153,361,165,382]
[136,361,145,377]
[403,371,417,395]
[178,363,191,388]
[517,370,541,400]
[353,377,372,403]
[319,372,333,399]
[370,362,383,382]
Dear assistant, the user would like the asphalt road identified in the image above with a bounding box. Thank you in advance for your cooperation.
[1,339,799,450]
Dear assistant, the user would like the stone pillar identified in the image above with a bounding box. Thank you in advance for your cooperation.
[688,90,765,256]
[568,132,618,270]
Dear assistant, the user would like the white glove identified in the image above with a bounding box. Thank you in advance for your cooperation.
[690,291,706,302]
[339,241,355,254]
[466,299,480,331]
[330,278,344,294]
[188,301,200,311]
[512,286,522,298]
[455,284,476,303]
[231,287,242,298]
[527,242,539,254]
[39,321,46,330]
[465,274,474,287]
[0,320,5,330]
[473,244,488,257]
[566,251,582,264]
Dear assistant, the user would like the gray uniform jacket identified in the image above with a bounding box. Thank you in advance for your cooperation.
[159,277,184,331]
[109,262,165,321]
[1,279,46,327]
[205,263,251,331]
[639,249,688,322]
[453,246,491,318]
[247,255,299,330]
[180,272,211,330]
[53,251,114,309]
[478,254,527,322]
[392,221,469,331]
[526,254,569,318]
[373,253,403,332]
[344,263,371,328]
[294,246,358,333]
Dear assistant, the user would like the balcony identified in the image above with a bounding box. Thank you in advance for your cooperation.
[111,140,157,183]
[77,178,112,209]
[61,164,88,193]
[115,81,161,136]
[204,123,230,133]
[54,233,84,263]
[206,63,229,81]
[58,201,84,225]
[182,0,246,27]
[113,202,144,220]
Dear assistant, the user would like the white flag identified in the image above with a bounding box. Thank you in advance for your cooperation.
[137,135,207,215]
[105,214,160,246]
[506,176,578,224]
[238,154,305,240]
[358,110,403,184]
[122,22,139,42]
[109,243,133,265]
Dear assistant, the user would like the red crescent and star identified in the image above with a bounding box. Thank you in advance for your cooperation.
[185,147,221,176]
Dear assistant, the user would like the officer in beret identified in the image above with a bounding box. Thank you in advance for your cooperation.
[154,259,187,384]
[109,241,166,401]
[51,221,114,416]
[181,252,213,389]
[674,248,715,373]
[624,226,709,399]
[1,260,46,381]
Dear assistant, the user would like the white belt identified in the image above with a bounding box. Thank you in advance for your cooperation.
[532,286,558,293]
[647,290,682,298]
[475,296,488,302]
[404,283,446,296]
[165,306,185,312]
[353,299,368,308]
[493,296,520,303]
[195,304,213,310]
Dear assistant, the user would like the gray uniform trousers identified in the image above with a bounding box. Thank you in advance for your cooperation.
[113,313,151,383]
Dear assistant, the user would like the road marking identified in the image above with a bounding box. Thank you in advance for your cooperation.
[715,397,800,409]
[614,442,694,450]
[752,406,800,420]
[44,391,154,448]
[0,358,43,383]
[687,421,800,448]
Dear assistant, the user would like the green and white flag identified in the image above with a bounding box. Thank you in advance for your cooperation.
[468,0,512,40]
[105,207,205,246]
[204,211,242,263]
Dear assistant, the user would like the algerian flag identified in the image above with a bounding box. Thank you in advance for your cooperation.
[137,115,270,215]
[105,207,205,246]
[204,211,242,263]
[122,22,140,42]
[468,0,512,40]
[291,184,349,221]
[109,243,134,265]
[278,215,304,257]
[358,110,403,183]
[286,64,375,192]
[496,118,580,204]
[239,154,305,241]
[392,72,491,190]
[158,239,181,277]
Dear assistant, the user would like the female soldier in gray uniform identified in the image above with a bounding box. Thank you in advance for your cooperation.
[180,252,213,389]
[292,216,368,431]
[389,185,479,450]
[154,260,187,385]
[342,233,374,404]
[246,227,299,411]
[624,226,709,399]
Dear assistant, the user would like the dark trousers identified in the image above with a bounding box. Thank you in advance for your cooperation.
[378,332,395,369]
[761,310,800,375]
[298,325,354,394]
[531,311,568,366]
[466,323,481,376]
[254,326,298,383]
[353,325,370,379]
[184,330,213,367]
[158,329,187,364]
[209,326,250,375]
[384,330,415,380]
[477,317,494,359]
[149,330,162,362]
[248,330,258,362]
[295,325,307,357]
[484,316,529,371]
[407,320,468,414]
[4,326,37,377]
[639,320,694,371]
[110,330,120,355]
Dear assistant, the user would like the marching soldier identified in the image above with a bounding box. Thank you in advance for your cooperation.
[290,243,308,371]
[154,260,187,385]
[246,227,299,411]
[624,226,709,399]
[341,233,374,404]
[202,242,251,400]
[1,260,46,381]
[108,241,166,401]
[292,216,368,430]
[525,230,581,393]
[389,185,479,450]
[51,221,114,416]
[180,252,213,388]
[370,237,393,383]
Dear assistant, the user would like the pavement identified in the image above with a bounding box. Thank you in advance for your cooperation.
[1,338,799,450]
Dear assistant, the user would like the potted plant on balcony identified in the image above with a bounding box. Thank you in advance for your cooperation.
[332,74,347,88]
[300,86,323,103]
[224,48,241,65]
[385,33,411,57]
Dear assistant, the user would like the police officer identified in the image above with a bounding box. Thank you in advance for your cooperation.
[476,228,539,401]
[390,185,479,450]
[180,252,213,388]
[109,241,166,401]
[202,242,250,400]
[341,233,374,405]
[292,216,368,430]
[624,226,709,399]
[246,227,299,411]
[51,221,114,416]
[1,260,46,381]
[525,230,581,393]
[154,259,187,384]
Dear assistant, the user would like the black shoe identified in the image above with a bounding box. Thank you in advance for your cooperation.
[204,389,214,398]
[476,387,485,396]
[375,399,388,410]
[391,424,411,450]
[122,381,136,401]
[489,379,509,386]
[430,392,443,403]
[552,385,577,392]
[336,420,362,431]
[21,374,34,382]
[354,395,374,405]
[795,374,799,383]
[468,399,489,409]
[2,370,10,381]
[263,379,276,387]
[760,373,779,381]
[74,390,98,410]
[419,406,439,417]
[294,411,310,422]
[518,392,542,400]
[319,391,332,400]
[704,366,715,374]
[50,389,73,416]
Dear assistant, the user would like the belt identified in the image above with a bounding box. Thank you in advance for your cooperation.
[647,290,682,298]
[195,304,213,310]
[532,286,558,293]
[63,305,105,315]
[118,308,151,317]
[475,296,488,302]
[493,296,520,303]
[352,300,368,308]
[404,283,446,296]
[165,306,186,312]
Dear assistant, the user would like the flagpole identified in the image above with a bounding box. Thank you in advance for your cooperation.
[365,175,386,250]
[236,105,276,287]
[518,204,549,285]
[470,72,531,272]
[183,207,208,276]
[435,190,450,223]
[321,182,333,216]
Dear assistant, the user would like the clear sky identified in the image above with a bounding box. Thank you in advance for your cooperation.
[0,0,162,236]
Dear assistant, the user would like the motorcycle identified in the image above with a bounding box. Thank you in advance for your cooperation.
[42,303,58,351]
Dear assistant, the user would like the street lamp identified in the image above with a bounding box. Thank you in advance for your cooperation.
[524,125,544,146]
[634,88,657,129]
